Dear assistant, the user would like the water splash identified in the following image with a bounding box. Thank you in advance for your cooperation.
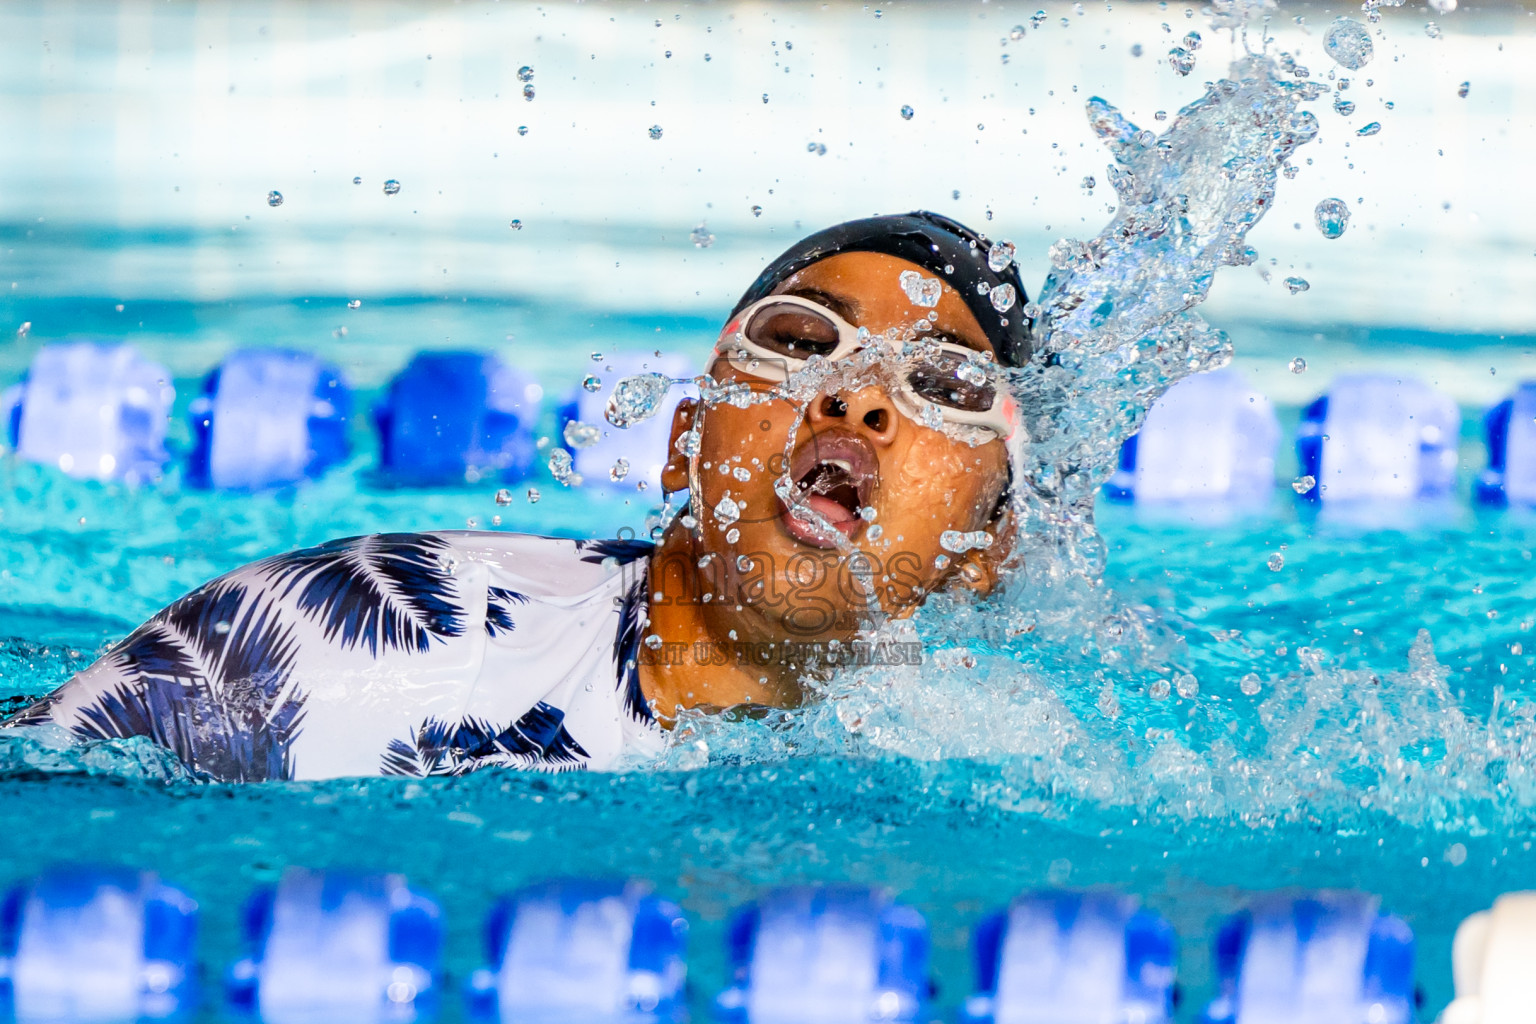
[646,46,1536,835]
[0,725,198,784]
[1324,18,1374,70]
[1017,54,1320,579]
[605,372,675,428]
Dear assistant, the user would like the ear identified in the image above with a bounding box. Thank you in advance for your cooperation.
[951,504,1017,598]
[660,398,699,494]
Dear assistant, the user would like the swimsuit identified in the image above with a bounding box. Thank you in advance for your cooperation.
[3,532,665,781]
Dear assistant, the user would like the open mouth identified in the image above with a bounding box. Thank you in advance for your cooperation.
[779,431,879,548]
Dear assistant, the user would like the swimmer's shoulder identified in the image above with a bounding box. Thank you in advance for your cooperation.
[427,530,655,599]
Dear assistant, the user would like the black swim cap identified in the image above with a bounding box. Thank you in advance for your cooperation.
[730,211,1032,367]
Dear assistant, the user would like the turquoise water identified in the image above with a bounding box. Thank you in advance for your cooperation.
[0,296,1534,1018]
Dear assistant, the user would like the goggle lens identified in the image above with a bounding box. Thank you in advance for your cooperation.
[742,302,843,359]
[905,350,998,413]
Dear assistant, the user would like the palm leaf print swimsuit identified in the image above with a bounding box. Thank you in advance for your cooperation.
[4,532,664,781]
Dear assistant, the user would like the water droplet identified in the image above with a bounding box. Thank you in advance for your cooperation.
[1429,0,1457,10]
[347,299,361,309]
[1314,198,1350,239]
[15,322,30,338]
[563,420,601,449]
[736,555,754,572]
[934,554,951,570]
[648,125,663,140]
[1284,276,1310,294]
[352,176,362,185]
[509,219,523,230]
[606,373,673,428]
[1009,24,1026,39]
[957,360,989,387]
[1183,30,1202,49]
[761,93,770,104]
[522,83,536,101]
[940,530,994,554]
[1457,80,1470,98]
[867,524,883,541]
[987,240,1016,272]
[1289,356,1308,374]
[1175,674,1200,698]
[495,488,513,505]
[609,458,630,482]
[1081,175,1096,190]
[1131,43,1144,57]
[1267,552,1285,571]
[806,142,827,155]
[1168,46,1195,76]
[1424,21,1441,38]
[1030,9,1047,27]
[725,528,740,544]
[582,374,602,392]
[714,495,741,526]
[1239,673,1262,696]
[548,450,578,486]
[989,283,1017,312]
[1333,96,1356,116]
[690,223,715,248]
[644,633,663,650]
[1356,121,1382,137]
[266,190,284,207]
[899,270,943,308]
[1324,18,1374,70]
[1292,474,1317,494]
[517,126,528,137]
[900,104,915,120]
[1149,678,1171,700]
[382,179,401,195]
[675,429,702,458]
[517,65,534,82]
[733,466,752,482]
[526,487,541,504]
[751,205,763,217]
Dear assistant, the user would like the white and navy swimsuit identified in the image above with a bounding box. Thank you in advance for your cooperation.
[4,532,665,781]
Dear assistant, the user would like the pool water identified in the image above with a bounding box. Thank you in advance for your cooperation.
[0,295,1532,1019]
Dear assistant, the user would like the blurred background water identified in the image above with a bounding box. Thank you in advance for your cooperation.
[1,1,1535,1019]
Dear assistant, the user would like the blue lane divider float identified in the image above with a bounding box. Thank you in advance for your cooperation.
[1296,373,1459,502]
[0,343,175,484]
[1200,891,1415,1024]
[374,351,543,487]
[225,868,442,1023]
[186,349,351,491]
[558,351,695,493]
[467,878,688,1023]
[1105,368,1280,506]
[1474,381,1536,507]
[714,885,929,1024]
[0,865,198,1023]
[961,890,1177,1024]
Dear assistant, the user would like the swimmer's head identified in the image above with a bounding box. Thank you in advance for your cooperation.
[729,211,1033,367]
[656,213,1029,675]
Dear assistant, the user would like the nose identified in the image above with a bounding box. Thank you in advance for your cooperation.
[808,385,899,446]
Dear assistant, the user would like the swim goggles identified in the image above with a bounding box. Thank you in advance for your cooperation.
[707,294,1018,441]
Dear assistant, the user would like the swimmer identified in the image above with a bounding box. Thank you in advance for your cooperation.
[1,212,1031,781]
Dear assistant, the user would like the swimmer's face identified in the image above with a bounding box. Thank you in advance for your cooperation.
[661,251,1012,649]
